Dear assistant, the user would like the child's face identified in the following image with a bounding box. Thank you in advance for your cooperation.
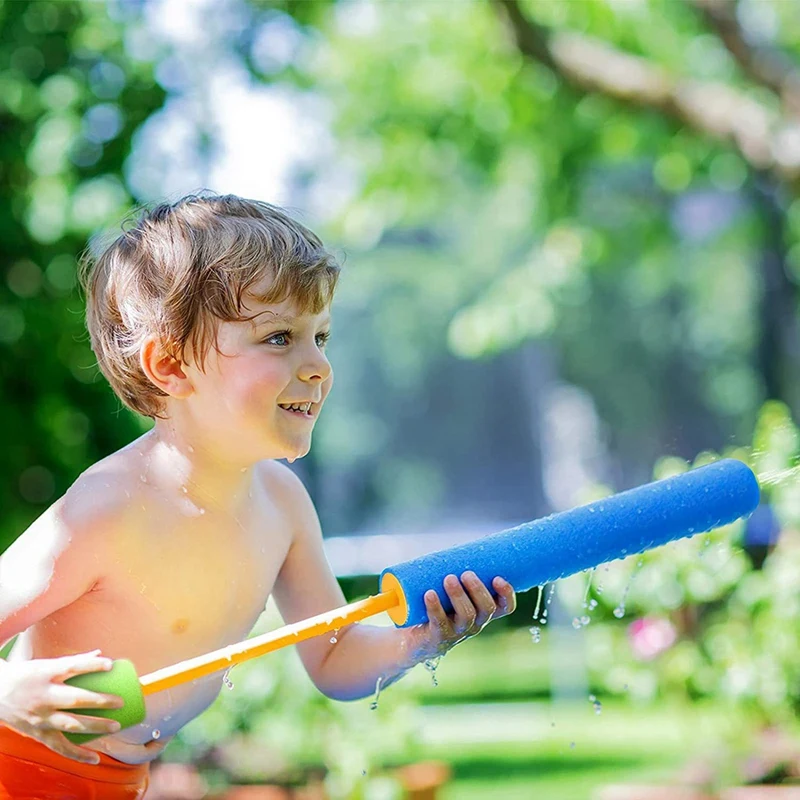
[181,290,333,464]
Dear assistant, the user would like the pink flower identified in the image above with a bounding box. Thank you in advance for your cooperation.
[628,616,677,661]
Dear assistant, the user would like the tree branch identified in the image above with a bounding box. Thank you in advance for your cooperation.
[690,0,800,118]
[491,0,800,191]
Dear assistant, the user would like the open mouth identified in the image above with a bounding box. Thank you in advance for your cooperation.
[278,402,314,419]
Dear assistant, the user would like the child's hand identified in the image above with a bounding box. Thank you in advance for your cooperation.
[406,572,516,663]
[0,650,125,764]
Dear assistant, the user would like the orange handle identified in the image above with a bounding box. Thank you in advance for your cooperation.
[139,589,399,695]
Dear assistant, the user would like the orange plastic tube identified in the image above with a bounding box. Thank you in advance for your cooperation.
[139,589,400,695]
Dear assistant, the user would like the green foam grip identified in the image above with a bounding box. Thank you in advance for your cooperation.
[62,659,146,744]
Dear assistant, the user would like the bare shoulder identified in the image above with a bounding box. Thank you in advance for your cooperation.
[253,460,316,527]
[10,454,135,558]
[255,459,306,493]
[0,456,136,636]
[59,452,141,536]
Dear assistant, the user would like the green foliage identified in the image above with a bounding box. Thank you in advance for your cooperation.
[260,0,800,483]
[0,0,164,552]
[556,404,800,731]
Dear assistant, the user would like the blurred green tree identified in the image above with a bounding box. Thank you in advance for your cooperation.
[244,0,800,489]
[0,0,165,550]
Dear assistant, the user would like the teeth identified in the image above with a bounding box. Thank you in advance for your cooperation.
[280,402,311,413]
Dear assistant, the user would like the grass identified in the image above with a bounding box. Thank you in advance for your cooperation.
[392,627,743,800]
[401,698,736,800]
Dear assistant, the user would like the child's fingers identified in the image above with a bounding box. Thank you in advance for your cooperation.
[460,571,498,627]
[47,711,121,737]
[423,590,451,638]
[48,683,124,711]
[39,730,101,765]
[49,650,113,681]
[442,574,477,634]
[492,577,517,616]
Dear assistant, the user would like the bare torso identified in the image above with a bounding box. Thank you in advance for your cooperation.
[8,442,292,764]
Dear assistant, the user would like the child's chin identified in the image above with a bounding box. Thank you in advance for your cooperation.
[282,443,310,462]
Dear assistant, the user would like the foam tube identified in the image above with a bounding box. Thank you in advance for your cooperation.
[379,459,760,627]
[63,459,759,741]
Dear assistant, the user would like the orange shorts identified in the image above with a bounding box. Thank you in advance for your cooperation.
[0,724,150,799]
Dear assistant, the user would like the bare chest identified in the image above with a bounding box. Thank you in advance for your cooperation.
[32,497,291,676]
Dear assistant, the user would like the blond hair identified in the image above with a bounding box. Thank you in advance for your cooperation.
[79,193,340,419]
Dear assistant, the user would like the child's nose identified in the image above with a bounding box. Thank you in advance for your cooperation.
[297,351,332,383]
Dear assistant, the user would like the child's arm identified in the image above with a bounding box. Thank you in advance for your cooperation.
[270,466,516,702]
[0,502,101,645]
[0,496,127,763]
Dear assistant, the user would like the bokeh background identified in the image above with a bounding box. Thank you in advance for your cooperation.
[1,0,799,798]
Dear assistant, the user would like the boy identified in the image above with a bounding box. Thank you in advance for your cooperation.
[0,194,516,798]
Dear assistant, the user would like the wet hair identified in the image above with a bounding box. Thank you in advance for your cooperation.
[79,192,340,418]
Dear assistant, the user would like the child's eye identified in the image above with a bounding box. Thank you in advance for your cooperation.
[264,331,330,347]
[265,331,290,346]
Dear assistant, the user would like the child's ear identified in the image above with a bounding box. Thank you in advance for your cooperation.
[139,336,193,399]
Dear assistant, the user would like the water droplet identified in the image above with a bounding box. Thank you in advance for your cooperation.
[199,508,205,515]
[582,568,595,608]
[541,584,556,625]
[139,474,147,483]
[222,668,234,690]
[588,599,598,610]
[589,694,602,715]
[330,628,339,644]
[572,617,583,629]
[423,657,441,687]
[570,741,576,749]
[152,729,161,740]
[181,486,188,493]
[612,559,643,620]
[546,584,556,606]
[580,615,590,626]
[532,586,544,622]
[370,676,384,710]
[529,625,541,643]
[188,446,194,453]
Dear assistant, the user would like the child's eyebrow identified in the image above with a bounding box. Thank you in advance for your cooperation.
[252,311,331,327]
[255,312,295,325]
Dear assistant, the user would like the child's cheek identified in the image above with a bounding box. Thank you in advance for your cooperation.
[226,355,285,411]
